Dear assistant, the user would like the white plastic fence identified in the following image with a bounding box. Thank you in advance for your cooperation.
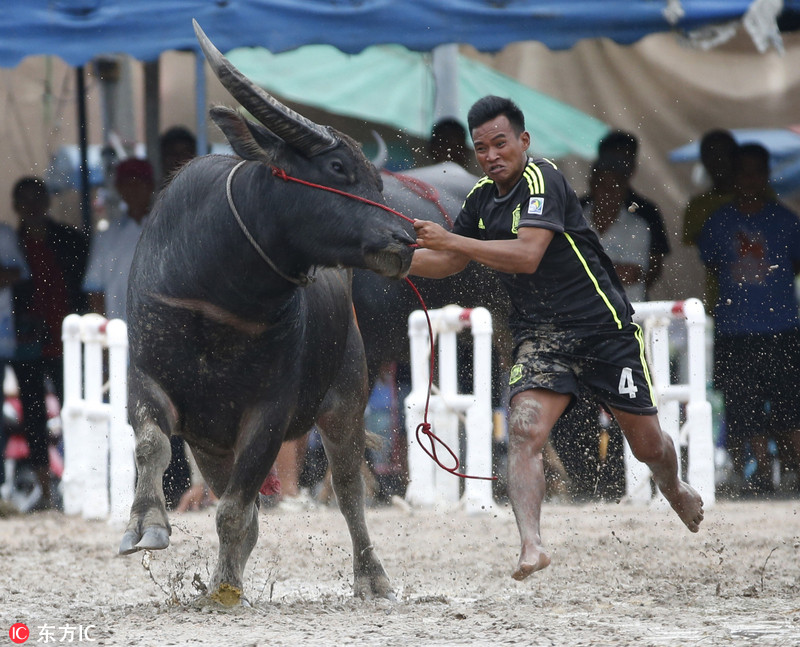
[404,305,494,514]
[627,298,715,507]
[403,298,715,512]
[61,313,135,523]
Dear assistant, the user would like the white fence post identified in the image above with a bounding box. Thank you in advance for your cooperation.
[60,314,84,516]
[404,304,494,513]
[629,298,716,507]
[106,319,135,524]
[61,314,135,522]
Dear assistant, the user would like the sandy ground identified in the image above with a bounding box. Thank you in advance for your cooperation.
[1,497,799,647]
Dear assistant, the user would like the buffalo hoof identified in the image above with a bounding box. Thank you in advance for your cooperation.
[209,583,245,607]
[354,575,395,601]
[118,526,170,555]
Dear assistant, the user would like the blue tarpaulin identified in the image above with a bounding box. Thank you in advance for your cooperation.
[1,1,794,67]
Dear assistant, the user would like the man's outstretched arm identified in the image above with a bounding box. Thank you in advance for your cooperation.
[413,219,554,276]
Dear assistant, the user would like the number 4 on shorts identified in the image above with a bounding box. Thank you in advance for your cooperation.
[618,367,638,398]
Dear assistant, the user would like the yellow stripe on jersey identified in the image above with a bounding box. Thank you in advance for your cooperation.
[466,176,494,201]
[633,323,657,405]
[563,232,623,329]
[523,163,545,195]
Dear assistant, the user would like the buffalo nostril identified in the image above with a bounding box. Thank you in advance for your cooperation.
[394,230,416,246]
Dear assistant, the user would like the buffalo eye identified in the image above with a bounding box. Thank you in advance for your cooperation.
[329,159,347,176]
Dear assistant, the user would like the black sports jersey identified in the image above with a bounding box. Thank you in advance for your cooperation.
[452,157,633,340]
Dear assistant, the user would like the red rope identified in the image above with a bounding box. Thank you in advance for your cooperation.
[271,166,415,224]
[271,164,495,481]
[382,170,454,228]
[403,279,496,481]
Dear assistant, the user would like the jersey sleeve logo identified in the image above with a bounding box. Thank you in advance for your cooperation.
[511,204,521,234]
[528,197,544,215]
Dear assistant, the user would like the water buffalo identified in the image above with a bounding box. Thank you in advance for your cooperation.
[118,21,414,604]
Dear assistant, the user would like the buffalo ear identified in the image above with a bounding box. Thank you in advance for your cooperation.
[209,106,280,163]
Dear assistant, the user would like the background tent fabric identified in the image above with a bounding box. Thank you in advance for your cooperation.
[2,2,800,301]
[225,45,609,161]
[1,1,795,67]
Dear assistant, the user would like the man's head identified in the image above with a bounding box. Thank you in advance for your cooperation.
[160,126,197,179]
[733,143,770,207]
[589,158,628,212]
[467,95,525,136]
[429,118,469,168]
[467,96,530,196]
[115,158,155,222]
[13,176,50,222]
[597,130,639,180]
[699,129,738,189]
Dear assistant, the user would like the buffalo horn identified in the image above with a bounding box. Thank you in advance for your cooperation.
[370,131,389,170]
[193,20,337,157]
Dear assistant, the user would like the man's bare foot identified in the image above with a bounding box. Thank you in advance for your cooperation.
[512,545,551,581]
[664,482,704,532]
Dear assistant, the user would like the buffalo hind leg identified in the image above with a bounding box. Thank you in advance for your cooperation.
[119,371,176,554]
[319,407,394,600]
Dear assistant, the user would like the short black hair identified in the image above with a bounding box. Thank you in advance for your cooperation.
[467,96,525,136]
[431,118,466,141]
[159,126,197,154]
[598,130,638,158]
[735,143,770,173]
[13,176,49,206]
[699,129,737,158]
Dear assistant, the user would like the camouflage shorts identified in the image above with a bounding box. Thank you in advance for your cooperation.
[508,323,657,415]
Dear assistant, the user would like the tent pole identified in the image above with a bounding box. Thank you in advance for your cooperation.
[195,51,207,156]
[143,60,161,183]
[76,66,91,232]
[432,44,460,125]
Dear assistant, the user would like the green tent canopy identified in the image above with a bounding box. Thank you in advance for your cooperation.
[225,44,608,160]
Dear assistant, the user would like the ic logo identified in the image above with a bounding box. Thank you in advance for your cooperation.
[9,623,29,644]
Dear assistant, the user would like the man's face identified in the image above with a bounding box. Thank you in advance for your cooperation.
[471,114,530,196]
[13,186,49,221]
[734,155,770,203]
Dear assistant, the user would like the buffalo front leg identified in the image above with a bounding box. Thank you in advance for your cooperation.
[319,416,394,600]
[119,421,173,554]
[119,369,177,554]
[206,407,283,606]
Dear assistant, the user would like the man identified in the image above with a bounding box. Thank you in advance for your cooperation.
[581,159,651,303]
[697,143,800,496]
[681,129,739,311]
[12,176,89,509]
[410,96,704,580]
[159,126,197,188]
[83,158,154,320]
[597,130,669,298]
[428,118,471,170]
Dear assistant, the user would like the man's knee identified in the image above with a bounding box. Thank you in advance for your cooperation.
[508,398,553,452]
